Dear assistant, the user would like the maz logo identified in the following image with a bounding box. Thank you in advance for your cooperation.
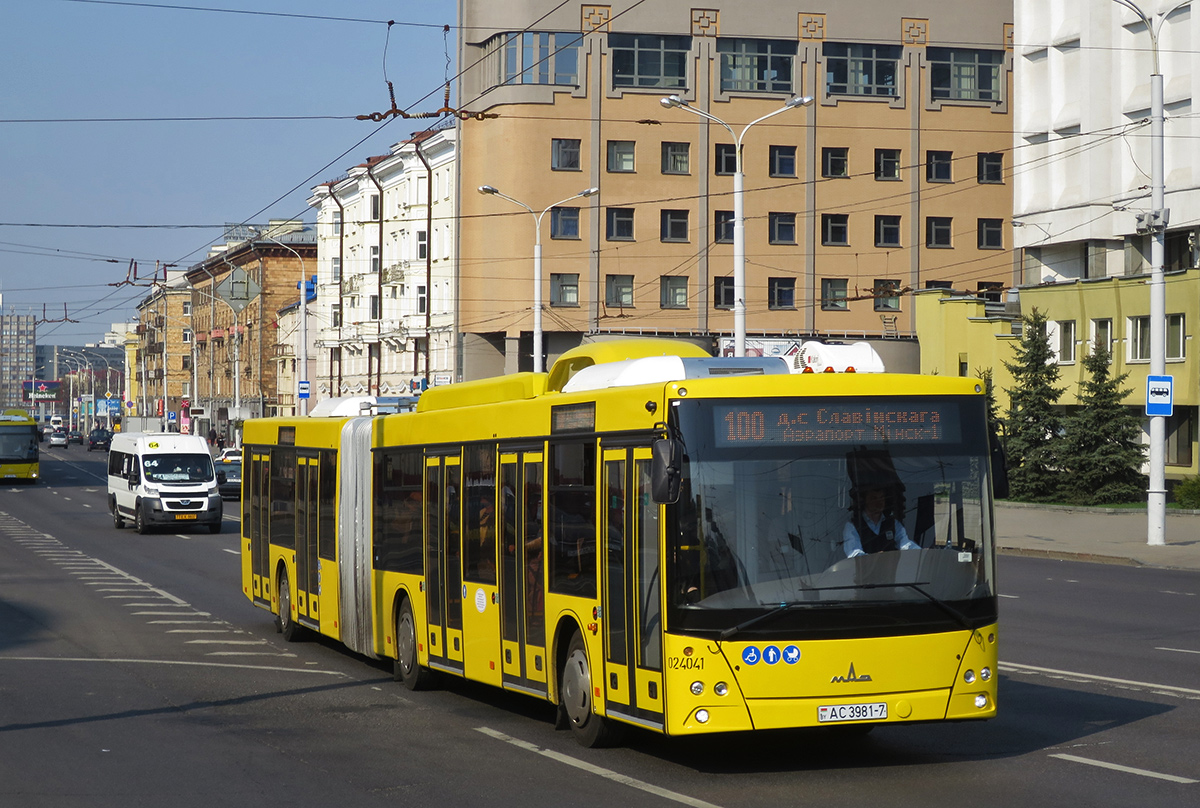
[831,663,873,683]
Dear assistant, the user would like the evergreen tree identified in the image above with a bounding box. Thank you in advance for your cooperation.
[1057,345,1145,504]
[1002,308,1065,501]
[975,366,1000,431]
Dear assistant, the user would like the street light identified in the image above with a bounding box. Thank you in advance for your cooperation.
[477,184,600,373]
[660,94,814,356]
[1112,0,1188,546]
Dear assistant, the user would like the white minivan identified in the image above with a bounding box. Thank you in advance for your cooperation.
[107,433,224,534]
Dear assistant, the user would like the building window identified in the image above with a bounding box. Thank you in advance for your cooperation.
[550,207,580,239]
[607,140,635,172]
[768,277,795,309]
[181,381,190,396]
[551,273,579,307]
[715,143,737,175]
[416,285,428,315]
[331,257,341,282]
[605,274,634,308]
[332,211,342,236]
[417,231,428,260]
[717,38,796,93]
[824,42,902,96]
[606,208,635,241]
[498,31,582,86]
[660,276,688,308]
[370,245,380,273]
[661,141,690,174]
[874,215,901,247]
[874,280,901,311]
[661,209,689,242]
[369,295,381,320]
[1128,316,1151,361]
[370,194,381,221]
[926,216,953,248]
[1168,313,1186,360]
[181,301,192,316]
[1057,320,1077,363]
[714,210,734,244]
[822,213,849,246]
[875,148,901,181]
[978,152,1004,183]
[769,212,796,244]
[1166,410,1195,466]
[928,48,1004,102]
[770,145,796,177]
[610,34,689,88]
[821,278,849,310]
[1091,318,1112,357]
[977,218,1003,249]
[714,277,734,308]
[927,150,953,182]
[182,328,193,344]
[331,303,342,327]
[822,147,849,178]
[551,138,581,171]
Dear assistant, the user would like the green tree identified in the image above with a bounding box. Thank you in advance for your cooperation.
[1057,345,1145,504]
[1003,308,1065,501]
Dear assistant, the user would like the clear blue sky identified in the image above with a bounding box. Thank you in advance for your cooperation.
[1,0,456,345]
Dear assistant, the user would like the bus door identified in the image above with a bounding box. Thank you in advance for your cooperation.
[461,445,501,686]
[498,451,548,696]
[425,454,464,674]
[601,447,664,730]
[293,454,321,630]
[247,450,271,606]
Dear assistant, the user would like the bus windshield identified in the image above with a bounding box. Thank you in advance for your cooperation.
[665,396,997,639]
[141,453,214,484]
[0,425,39,462]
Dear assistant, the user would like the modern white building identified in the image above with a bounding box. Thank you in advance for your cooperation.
[307,126,458,397]
[1013,0,1199,281]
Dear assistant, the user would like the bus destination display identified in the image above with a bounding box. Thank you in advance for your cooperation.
[715,402,961,447]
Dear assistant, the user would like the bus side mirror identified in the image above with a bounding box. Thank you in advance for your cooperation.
[989,428,1009,500]
[651,438,682,504]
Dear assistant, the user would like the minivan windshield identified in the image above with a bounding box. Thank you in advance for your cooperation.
[142,453,214,484]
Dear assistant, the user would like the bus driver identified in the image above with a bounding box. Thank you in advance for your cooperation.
[843,485,919,558]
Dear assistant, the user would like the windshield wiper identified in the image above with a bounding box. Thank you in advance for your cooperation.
[717,581,975,641]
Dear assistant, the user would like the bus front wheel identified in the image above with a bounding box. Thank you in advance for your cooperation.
[393,598,433,691]
[560,632,622,748]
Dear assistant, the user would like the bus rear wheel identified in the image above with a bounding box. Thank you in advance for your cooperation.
[276,568,301,642]
[560,632,622,748]
[393,598,433,691]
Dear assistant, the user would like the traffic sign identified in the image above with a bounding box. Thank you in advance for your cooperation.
[299,380,310,399]
[1146,375,1173,416]
[167,411,177,421]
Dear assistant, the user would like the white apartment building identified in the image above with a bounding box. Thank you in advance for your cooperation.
[307,126,458,398]
[1013,0,1200,280]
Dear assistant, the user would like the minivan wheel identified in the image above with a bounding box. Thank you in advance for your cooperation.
[134,505,149,535]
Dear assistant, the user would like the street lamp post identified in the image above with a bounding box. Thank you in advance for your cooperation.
[660,94,814,356]
[477,185,600,373]
[1113,0,1187,546]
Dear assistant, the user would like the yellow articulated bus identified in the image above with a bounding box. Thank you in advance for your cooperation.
[241,339,1003,747]
[0,409,41,482]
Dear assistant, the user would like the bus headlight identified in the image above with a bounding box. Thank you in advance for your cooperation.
[974,694,989,709]
[980,667,992,682]
[963,669,976,684]
[690,681,704,696]
[694,709,709,724]
[714,682,728,697]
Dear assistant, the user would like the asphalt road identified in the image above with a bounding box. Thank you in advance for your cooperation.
[1,448,1197,807]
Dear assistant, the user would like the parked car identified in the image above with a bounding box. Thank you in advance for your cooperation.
[68,429,84,445]
[216,458,242,500]
[48,429,69,448]
[218,447,242,463]
[87,428,112,452]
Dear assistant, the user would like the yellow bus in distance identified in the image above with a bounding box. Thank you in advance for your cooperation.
[241,339,1002,747]
[0,410,40,482]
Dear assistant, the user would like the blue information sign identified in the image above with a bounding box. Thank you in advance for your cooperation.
[1146,375,1173,417]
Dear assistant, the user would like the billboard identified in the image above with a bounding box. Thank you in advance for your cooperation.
[23,380,61,402]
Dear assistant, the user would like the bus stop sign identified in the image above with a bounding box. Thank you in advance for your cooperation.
[1146,375,1173,417]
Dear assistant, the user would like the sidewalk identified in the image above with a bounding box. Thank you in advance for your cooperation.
[996,501,1200,571]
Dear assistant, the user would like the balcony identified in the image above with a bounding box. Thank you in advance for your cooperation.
[385,262,407,285]
[211,328,225,340]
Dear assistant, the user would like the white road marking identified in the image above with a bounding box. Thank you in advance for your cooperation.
[1156,647,1200,655]
[1049,753,1198,784]
[185,639,267,645]
[998,594,1019,599]
[222,549,239,555]
[0,656,333,674]
[133,611,211,616]
[476,726,724,808]
[1002,662,1200,699]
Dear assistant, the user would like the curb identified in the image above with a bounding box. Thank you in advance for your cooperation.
[997,546,1142,567]
[996,501,1200,517]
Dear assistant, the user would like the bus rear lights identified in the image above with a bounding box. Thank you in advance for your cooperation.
[974,694,989,709]
[690,681,704,696]
[963,669,976,684]
[714,682,729,697]
[980,667,991,681]
[695,709,710,724]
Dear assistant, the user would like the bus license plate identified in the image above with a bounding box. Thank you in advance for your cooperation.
[174,514,197,520]
[818,702,887,723]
